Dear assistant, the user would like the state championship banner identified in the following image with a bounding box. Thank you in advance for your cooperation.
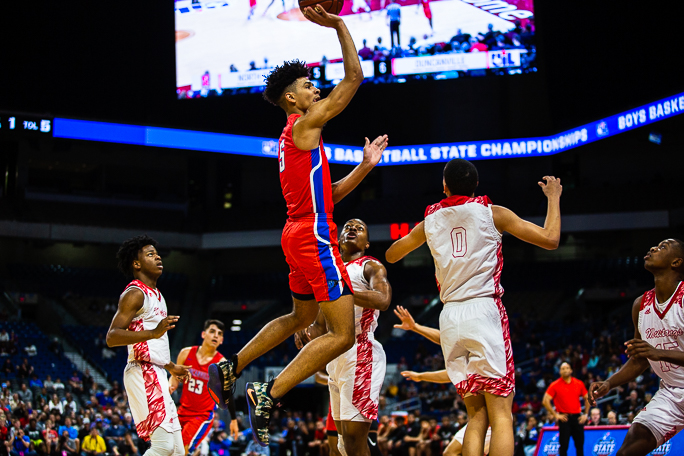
[392,49,526,75]
[535,426,682,456]
[52,91,684,165]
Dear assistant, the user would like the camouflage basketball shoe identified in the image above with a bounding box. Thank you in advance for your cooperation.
[208,354,240,410]
[246,381,280,447]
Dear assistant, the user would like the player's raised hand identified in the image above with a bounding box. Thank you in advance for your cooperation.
[152,315,180,338]
[393,306,416,331]
[538,176,562,199]
[362,135,389,167]
[401,371,422,382]
[303,6,342,28]
[588,381,611,406]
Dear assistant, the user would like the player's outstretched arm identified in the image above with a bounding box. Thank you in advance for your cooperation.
[300,6,362,129]
[588,296,650,406]
[353,260,392,311]
[168,347,191,394]
[401,369,450,383]
[331,135,388,203]
[492,176,562,250]
[386,221,426,263]
[393,306,441,345]
[106,289,179,347]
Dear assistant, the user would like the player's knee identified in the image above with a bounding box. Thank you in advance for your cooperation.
[147,432,174,456]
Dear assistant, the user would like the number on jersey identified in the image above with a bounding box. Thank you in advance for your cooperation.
[655,342,680,372]
[451,227,467,258]
[187,378,204,394]
[279,140,285,172]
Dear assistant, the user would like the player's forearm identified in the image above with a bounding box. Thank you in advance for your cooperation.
[413,324,441,345]
[656,349,684,367]
[331,162,374,203]
[335,20,363,83]
[419,370,450,383]
[106,328,156,347]
[605,358,649,390]
[541,196,561,249]
[353,290,391,311]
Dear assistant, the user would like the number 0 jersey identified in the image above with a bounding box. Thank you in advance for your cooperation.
[638,282,684,388]
[278,113,334,220]
[178,346,224,417]
[424,195,503,303]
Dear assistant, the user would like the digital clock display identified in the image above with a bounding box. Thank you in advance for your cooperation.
[0,114,53,135]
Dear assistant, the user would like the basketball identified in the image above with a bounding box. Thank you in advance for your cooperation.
[299,0,344,16]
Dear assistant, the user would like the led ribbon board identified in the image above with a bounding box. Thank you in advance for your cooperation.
[52,92,684,165]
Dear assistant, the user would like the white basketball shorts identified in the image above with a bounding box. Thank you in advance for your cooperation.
[124,361,181,441]
[439,297,515,397]
[327,336,386,422]
[633,380,684,446]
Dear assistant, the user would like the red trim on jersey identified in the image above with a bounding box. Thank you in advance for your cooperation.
[425,195,492,218]
[346,255,380,268]
[135,363,167,441]
[641,282,684,320]
[326,406,337,432]
[128,319,151,363]
[179,346,223,416]
[351,308,378,420]
[126,279,160,300]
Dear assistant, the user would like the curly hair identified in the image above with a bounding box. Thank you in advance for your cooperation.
[116,234,158,277]
[263,59,311,107]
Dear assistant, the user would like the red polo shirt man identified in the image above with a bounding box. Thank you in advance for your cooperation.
[543,362,589,456]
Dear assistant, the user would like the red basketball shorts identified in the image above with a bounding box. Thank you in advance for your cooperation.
[282,217,352,302]
[180,411,214,452]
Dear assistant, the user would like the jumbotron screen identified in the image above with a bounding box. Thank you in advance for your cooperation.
[175,0,535,99]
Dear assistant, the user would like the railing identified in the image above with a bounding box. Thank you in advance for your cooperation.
[379,397,422,415]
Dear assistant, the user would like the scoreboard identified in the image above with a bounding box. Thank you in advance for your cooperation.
[0,113,53,136]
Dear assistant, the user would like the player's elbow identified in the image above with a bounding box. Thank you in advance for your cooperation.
[542,236,560,250]
[385,248,400,264]
[105,330,117,347]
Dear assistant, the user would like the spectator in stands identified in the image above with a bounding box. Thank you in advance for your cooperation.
[606,411,617,425]
[59,429,80,456]
[15,359,34,380]
[358,39,373,60]
[48,338,63,357]
[387,415,407,456]
[23,344,37,358]
[81,371,94,394]
[48,395,63,414]
[52,379,64,392]
[515,415,540,456]
[16,385,32,406]
[1,360,13,377]
[520,23,534,48]
[468,36,487,52]
[24,419,43,453]
[101,346,116,360]
[7,428,36,456]
[0,384,11,403]
[28,376,42,390]
[449,28,471,47]
[68,372,83,395]
[479,23,498,47]
[81,426,106,456]
[617,389,643,416]
[586,408,602,426]
[57,417,78,441]
[104,415,127,456]
[491,35,510,50]
[62,394,78,414]
[42,376,54,393]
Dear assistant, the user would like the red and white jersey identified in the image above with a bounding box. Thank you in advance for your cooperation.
[123,280,171,367]
[638,282,684,388]
[178,346,223,417]
[346,256,382,338]
[278,114,334,220]
[424,195,503,303]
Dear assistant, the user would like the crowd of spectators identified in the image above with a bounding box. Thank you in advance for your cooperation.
[0,368,142,456]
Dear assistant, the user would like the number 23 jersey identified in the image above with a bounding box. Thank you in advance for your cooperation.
[178,346,224,417]
[424,195,503,303]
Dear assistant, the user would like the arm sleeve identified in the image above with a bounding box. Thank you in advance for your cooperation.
[227,394,237,421]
